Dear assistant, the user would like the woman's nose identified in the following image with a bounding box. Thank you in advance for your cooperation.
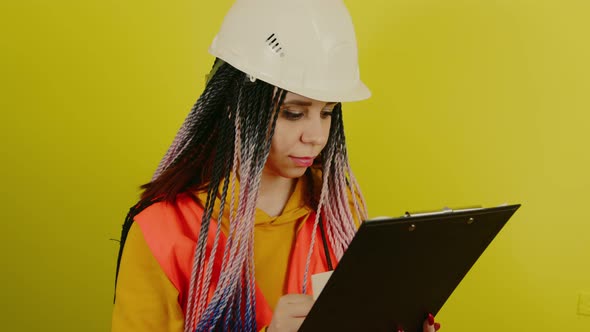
[301,117,327,145]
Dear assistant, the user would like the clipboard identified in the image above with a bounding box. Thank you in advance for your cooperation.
[299,204,521,332]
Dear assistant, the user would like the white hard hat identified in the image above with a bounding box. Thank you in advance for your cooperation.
[209,0,371,102]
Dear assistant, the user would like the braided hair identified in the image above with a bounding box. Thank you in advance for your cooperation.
[115,59,368,331]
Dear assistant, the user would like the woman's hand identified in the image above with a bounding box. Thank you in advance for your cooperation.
[267,295,441,332]
[420,313,441,332]
[267,294,314,332]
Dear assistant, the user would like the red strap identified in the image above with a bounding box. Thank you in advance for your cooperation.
[285,212,338,294]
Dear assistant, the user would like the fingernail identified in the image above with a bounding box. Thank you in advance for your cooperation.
[427,313,435,325]
[434,322,441,331]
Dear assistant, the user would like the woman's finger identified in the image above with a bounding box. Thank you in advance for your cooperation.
[422,313,441,332]
[422,318,436,332]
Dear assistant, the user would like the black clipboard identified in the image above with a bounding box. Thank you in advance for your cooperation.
[299,204,520,332]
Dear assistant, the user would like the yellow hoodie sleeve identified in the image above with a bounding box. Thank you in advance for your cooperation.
[111,222,184,332]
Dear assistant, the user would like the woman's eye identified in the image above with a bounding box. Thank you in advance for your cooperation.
[321,110,333,119]
[282,110,304,120]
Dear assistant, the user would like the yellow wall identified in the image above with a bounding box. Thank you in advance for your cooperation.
[1,0,588,331]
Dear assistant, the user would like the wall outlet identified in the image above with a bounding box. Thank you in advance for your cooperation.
[578,292,590,316]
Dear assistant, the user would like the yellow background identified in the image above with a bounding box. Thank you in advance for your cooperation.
[1,0,588,331]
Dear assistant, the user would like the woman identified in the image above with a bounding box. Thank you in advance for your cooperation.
[112,0,441,331]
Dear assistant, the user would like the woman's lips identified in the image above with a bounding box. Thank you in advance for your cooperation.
[289,156,314,167]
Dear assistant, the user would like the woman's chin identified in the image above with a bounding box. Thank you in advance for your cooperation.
[280,167,308,179]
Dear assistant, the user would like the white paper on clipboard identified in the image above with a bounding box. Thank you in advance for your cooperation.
[311,271,333,300]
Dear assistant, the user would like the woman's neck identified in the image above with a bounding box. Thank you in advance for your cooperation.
[257,171,297,217]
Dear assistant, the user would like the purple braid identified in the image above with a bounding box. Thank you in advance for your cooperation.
[301,104,368,293]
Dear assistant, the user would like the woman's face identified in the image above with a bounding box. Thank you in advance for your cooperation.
[263,91,336,179]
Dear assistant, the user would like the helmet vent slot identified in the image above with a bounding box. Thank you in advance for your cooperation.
[265,33,284,57]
